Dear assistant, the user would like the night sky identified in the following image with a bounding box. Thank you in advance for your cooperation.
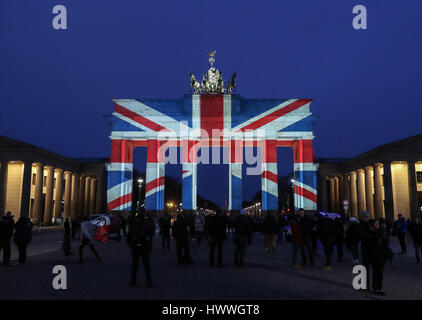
[1,0,421,208]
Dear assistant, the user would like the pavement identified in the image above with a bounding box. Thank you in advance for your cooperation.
[0,228,421,300]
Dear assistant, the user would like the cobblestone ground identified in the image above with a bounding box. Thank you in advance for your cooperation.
[0,228,421,300]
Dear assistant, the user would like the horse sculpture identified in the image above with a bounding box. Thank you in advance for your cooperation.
[190,73,201,94]
[226,72,237,94]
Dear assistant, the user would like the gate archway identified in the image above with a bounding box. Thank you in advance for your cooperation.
[104,94,319,215]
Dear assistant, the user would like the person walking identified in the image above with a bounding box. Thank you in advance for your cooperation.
[0,212,14,266]
[127,208,153,287]
[289,216,306,268]
[13,217,33,265]
[262,213,278,253]
[409,216,422,264]
[394,214,407,255]
[194,211,206,246]
[233,210,253,268]
[205,209,227,267]
[297,209,315,267]
[158,213,171,251]
[345,217,360,263]
[79,218,102,264]
[62,218,72,258]
[172,213,194,264]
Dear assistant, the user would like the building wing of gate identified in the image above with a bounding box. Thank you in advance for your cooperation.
[104,94,319,213]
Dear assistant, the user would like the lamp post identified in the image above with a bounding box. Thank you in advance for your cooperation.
[138,178,144,207]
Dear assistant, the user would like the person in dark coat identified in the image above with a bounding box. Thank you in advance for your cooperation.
[345,217,360,262]
[367,219,388,295]
[394,214,407,254]
[158,213,171,252]
[334,217,345,262]
[297,209,315,266]
[127,208,153,287]
[171,213,194,264]
[13,216,33,264]
[233,210,253,268]
[62,217,72,258]
[120,213,127,237]
[205,209,227,267]
[289,217,306,268]
[357,211,371,289]
[409,216,422,264]
[317,215,336,270]
[0,212,14,266]
[262,213,278,253]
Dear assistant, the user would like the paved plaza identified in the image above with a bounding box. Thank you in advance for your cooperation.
[1,227,421,300]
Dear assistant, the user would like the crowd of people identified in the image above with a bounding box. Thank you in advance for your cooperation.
[1,207,421,296]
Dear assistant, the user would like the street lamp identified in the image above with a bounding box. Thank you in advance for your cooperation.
[138,178,144,207]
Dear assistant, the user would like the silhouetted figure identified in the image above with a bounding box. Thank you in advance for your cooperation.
[367,219,388,295]
[346,217,360,262]
[0,211,14,266]
[297,209,315,266]
[334,217,345,262]
[13,217,33,264]
[262,213,278,253]
[409,216,422,264]
[394,214,407,254]
[317,215,336,270]
[127,209,153,287]
[194,211,206,246]
[172,214,194,264]
[206,210,227,267]
[233,210,253,268]
[159,213,171,251]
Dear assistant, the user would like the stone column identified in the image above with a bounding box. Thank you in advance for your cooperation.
[63,171,72,219]
[338,175,344,211]
[78,175,86,217]
[70,173,80,220]
[319,176,328,211]
[357,169,366,214]
[343,174,351,204]
[408,161,418,219]
[350,171,358,217]
[32,163,44,224]
[89,177,97,215]
[84,176,91,216]
[54,169,63,220]
[182,141,198,214]
[374,164,385,218]
[0,161,8,215]
[145,140,165,214]
[334,176,340,212]
[329,177,335,212]
[261,140,278,214]
[43,166,54,224]
[229,139,243,216]
[20,161,32,219]
[383,162,394,223]
[365,166,375,218]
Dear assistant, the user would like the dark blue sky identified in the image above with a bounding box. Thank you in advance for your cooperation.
[1,0,421,208]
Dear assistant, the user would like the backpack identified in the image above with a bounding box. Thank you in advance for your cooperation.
[129,219,148,248]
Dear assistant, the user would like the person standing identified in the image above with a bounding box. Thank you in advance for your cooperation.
[357,211,371,290]
[334,217,345,262]
[0,212,14,266]
[233,210,253,268]
[394,214,407,255]
[205,209,227,267]
[317,215,336,270]
[297,209,315,267]
[158,213,171,252]
[262,213,278,253]
[368,219,388,295]
[127,209,153,287]
[13,217,33,265]
[289,217,306,268]
[409,216,422,264]
[345,217,360,263]
[172,213,194,264]
[120,213,127,237]
[194,211,206,246]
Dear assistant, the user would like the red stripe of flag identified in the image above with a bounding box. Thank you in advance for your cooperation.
[237,99,311,132]
[145,176,165,193]
[262,171,278,184]
[294,185,317,203]
[116,104,169,132]
[108,193,132,210]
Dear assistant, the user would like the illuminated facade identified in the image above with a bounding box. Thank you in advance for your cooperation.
[0,136,107,223]
[318,134,422,221]
[104,95,319,215]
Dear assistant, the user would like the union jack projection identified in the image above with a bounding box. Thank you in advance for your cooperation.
[104,94,319,213]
